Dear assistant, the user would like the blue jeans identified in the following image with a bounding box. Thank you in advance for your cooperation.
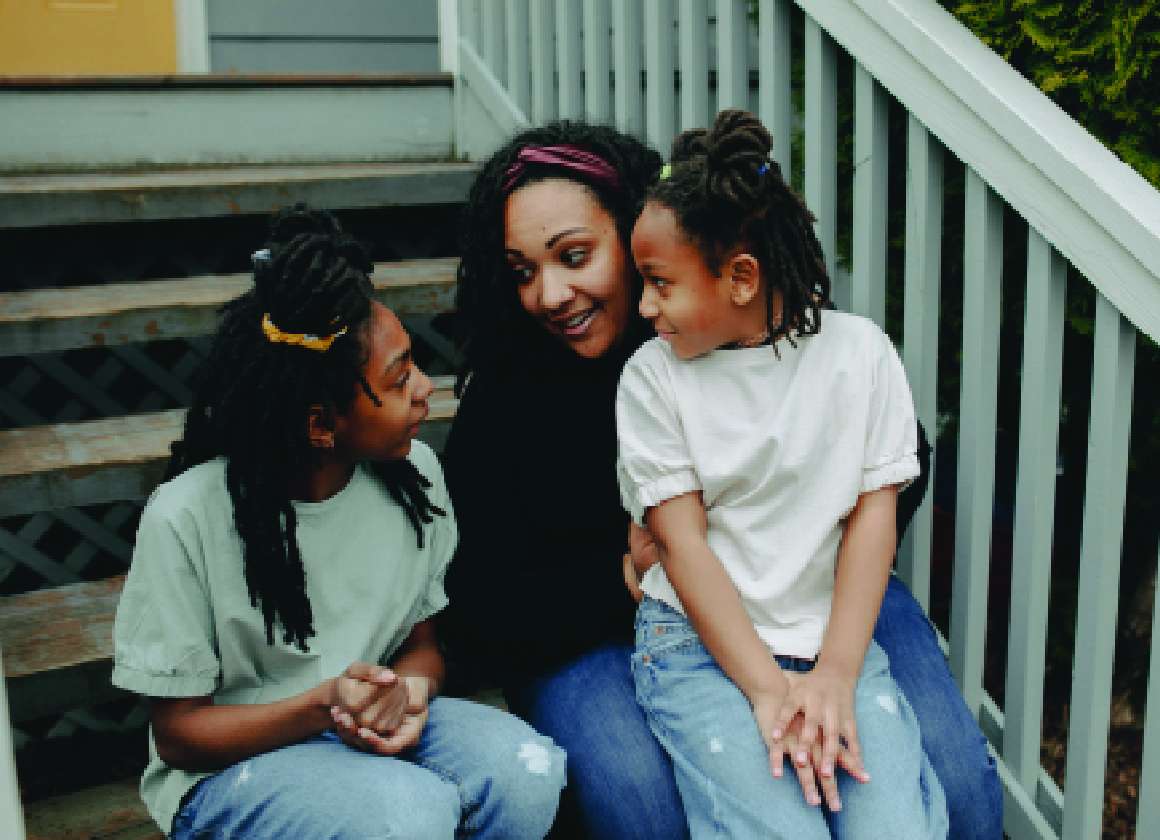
[632,596,948,839]
[170,697,565,839]
[875,575,1003,839]
[507,577,1000,840]
[506,643,690,840]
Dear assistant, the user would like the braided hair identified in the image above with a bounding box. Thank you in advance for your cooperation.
[649,109,830,347]
[456,121,663,377]
[167,203,444,651]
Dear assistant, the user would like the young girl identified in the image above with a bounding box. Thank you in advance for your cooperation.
[112,205,564,839]
[616,111,948,838]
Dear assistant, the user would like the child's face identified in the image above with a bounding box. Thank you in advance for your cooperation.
[333,302,433,461]
[631,202,742,360]
[504,178,633,359]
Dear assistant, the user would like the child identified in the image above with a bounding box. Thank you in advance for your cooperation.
[112,205,564,839]
[615,111,948,839]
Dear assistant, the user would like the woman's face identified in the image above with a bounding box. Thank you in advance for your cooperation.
[504,178,633,359]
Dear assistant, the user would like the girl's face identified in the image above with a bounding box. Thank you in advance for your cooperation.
[504,178,633,359]
[332,302,434,461]
[632,202,746,360]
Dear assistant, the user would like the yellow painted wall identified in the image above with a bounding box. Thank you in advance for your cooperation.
[0,0,176,75]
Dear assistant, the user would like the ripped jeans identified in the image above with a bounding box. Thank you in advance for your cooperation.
[632,597,948,839]
[170,697,566,839]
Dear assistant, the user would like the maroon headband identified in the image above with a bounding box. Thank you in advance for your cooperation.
[502,144,621,194]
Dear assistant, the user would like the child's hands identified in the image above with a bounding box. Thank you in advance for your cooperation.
[771,667,870,810]
[329,662,408,743]
[332,673,432,756]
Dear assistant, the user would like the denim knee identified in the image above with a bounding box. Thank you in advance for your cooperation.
[420,698,566,840]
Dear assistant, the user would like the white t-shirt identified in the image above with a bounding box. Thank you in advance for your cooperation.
[616,311,918,659]
[112,441,456,833]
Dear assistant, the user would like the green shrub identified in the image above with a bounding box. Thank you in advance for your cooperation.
[941,0,1160,187]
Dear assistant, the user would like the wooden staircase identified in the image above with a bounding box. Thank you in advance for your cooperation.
[0,85,475,834]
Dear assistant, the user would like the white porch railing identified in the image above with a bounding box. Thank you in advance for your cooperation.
[444,1,1160,838]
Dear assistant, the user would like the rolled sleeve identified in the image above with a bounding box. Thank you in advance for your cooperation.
[615,346,700,525]
[862,331,920,493]
[112,493,220,698]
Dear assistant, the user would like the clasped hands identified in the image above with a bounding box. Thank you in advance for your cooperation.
[752,666,870,812]
[328,663,430,756]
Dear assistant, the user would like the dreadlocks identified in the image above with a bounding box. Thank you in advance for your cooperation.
[455,121,663,379]
[167,203,444,651]
[648,109,831,349]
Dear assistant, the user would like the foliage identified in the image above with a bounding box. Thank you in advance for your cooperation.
[940,0,1160,187]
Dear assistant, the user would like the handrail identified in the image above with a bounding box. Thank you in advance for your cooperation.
[798,0,1160,343]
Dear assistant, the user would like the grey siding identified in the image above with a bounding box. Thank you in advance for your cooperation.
[207,0,439,74]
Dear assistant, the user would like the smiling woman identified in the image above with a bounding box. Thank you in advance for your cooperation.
[505,178,632,359]
[441,119,1002,840]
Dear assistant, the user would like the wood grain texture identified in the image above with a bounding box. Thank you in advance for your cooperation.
[0,379,457,517]
[0,258,458,356]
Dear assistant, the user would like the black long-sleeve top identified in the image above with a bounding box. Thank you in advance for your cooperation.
[438,338,641,690]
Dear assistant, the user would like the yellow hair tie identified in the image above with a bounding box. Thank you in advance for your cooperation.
[659,163,672,180]
[261,313,348,352]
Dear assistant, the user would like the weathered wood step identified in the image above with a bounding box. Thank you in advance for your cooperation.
[23,776,160,840]
[0,258,458,357]
[0,377,458,517]
[0,161,477,229]
[1,576,125,722]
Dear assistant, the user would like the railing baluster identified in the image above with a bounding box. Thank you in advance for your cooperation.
[898,116,943,610]
[0,649,25,840]
[1062,294,1136,840]
[556,0,583,118]
[506,0,531,116]
[1138,544,1160,836]
[529,0,557,123]
[678,0,709,130]
[612,0,644,138]
[583,0,611,123]
[758,0,792,178]
[716,0,748,111]
[482,2,506,84]
[852,65,888,328]
[949,169,1003,716]
[644,0,677,156]
[1004,230,1066,795]
[804,17,838,297]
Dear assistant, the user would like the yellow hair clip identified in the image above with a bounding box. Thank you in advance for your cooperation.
[659,163,672,180]
[261,313,348,352]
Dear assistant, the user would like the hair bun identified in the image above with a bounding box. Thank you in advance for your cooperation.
[266,202,344,246]
[669,129,709,164]
[703,109,774,207]
[253,204,372,326]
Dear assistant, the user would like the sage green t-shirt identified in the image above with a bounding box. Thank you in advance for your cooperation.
[111,441,456,833]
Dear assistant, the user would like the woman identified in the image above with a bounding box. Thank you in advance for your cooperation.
[438,123,1001,840]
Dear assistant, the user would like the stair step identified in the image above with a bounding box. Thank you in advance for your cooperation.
[1,74,455,177]
[23,776,160,840]
[0,258,458,357]
[1,576,126,722]
[0,377,458,517]
[0,161,477,229]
